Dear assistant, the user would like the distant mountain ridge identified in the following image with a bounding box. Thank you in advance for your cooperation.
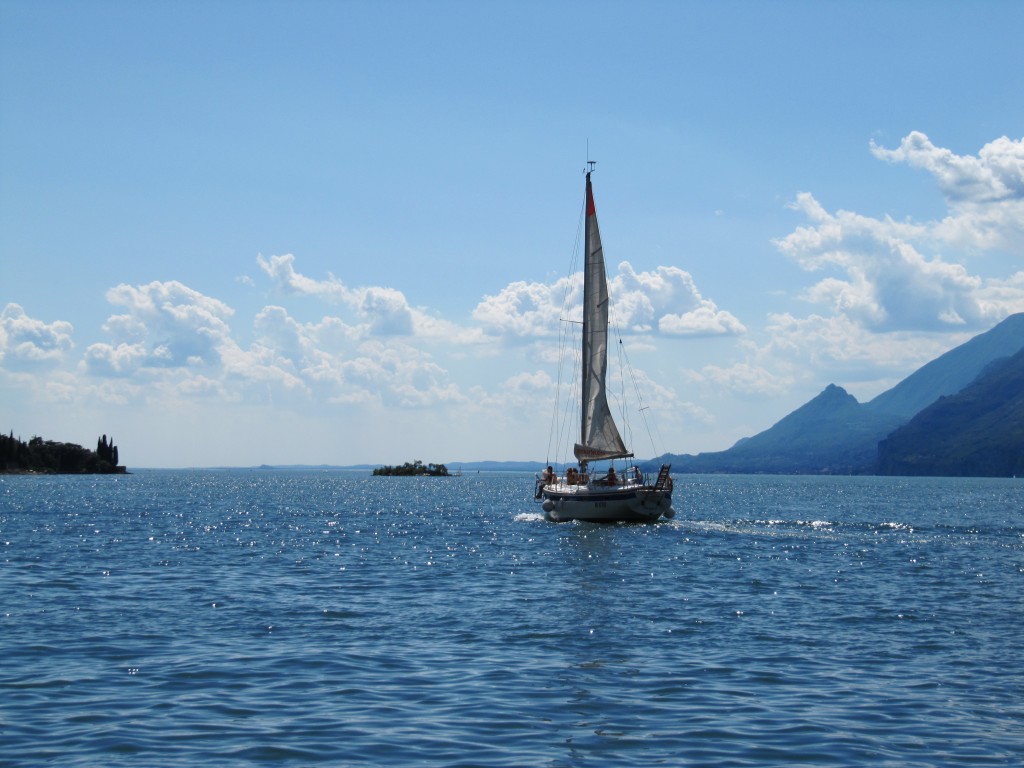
[877,347,1024,476]
[656,384,903,474]
[656,313,1024,476]
[865,313,1024,418]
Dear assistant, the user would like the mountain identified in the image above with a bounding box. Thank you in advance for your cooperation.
[661,384,903,474]
[876,348,1024,477]
[659,312,1024,475]
[866,313,1024,418]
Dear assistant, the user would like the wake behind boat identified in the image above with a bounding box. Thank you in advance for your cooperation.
[536,166,674,523]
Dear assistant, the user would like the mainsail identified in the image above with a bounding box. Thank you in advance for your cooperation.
[574,172,631,463]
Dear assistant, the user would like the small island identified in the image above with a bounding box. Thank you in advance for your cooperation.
[1,432,126,474]
[373,460,450,477]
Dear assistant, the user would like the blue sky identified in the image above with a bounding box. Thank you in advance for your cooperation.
[2,1,1023,468]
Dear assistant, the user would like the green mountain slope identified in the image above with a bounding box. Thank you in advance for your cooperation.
[876,349,1024,477]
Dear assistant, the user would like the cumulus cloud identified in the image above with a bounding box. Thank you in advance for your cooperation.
[257,253,483,343]
[257,253,349,301]
[339,340,464,407]
[777,132,1024,333]
[473,261,744,339]
[357,286,415,335]
[233,305,349,398]
[871,132,1024,254]
[870,131,1024,204]
[777,193,987,329]
[0,303,75,370]
[612,263,746,336]
[239,305,464,407]
[83,281,235,376]
[55,266,479,412]
[472,277,572,337]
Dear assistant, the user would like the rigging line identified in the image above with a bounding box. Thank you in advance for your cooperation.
[618,335,663,459]
[546,194,587,465]
[606,297,631,433]
[613,336,634,453]
[552,319,581,464]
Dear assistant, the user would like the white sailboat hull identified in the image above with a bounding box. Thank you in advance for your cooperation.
[534,171,676,525]
[540,483,675,524]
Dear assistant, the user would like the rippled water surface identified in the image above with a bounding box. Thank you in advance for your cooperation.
[2,471,1023,766]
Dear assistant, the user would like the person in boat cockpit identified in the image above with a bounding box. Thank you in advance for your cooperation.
[542,466,556,484]
[606,466,617,485]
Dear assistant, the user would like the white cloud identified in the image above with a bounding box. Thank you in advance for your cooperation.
[340,340,464,407]
[257,253,484,343]
[257,253,349,301]
[243,305,465,407]
[777,133,1024,332]
[83,281,235,376]
[0,303,75,370]
[761,312,962,373]
[471,370,555,410]
[871,132,1024,255]
[472,277,571,337]
[612,262,746,336]
[59,270,477,412]
[870,131,1024,204]
[82,342,151,376]
[741,132,1024,412]
[473,261,744,339]
[778,198,986,329]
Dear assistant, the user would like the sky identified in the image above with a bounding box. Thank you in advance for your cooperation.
[2,0,1023,468]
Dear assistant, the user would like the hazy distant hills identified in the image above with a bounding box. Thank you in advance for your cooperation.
[654,312,1024,477]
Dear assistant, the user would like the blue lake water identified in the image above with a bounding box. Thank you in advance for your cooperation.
[2,470,1022,766]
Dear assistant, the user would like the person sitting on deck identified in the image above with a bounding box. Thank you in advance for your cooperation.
[606,466,618,485]
[541,466,556,485]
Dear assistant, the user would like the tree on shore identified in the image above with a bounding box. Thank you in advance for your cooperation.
[2,432,125,474]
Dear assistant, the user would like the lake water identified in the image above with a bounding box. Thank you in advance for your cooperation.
[2,471,1022,766]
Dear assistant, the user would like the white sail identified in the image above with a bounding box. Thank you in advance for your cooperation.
[537,168,675,524]
[574,172,630,463]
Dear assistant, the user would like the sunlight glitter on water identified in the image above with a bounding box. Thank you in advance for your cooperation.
[1,471,1023,767]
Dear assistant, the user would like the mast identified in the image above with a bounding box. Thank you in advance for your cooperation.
[574,168,630,464]
[581,171,594,450]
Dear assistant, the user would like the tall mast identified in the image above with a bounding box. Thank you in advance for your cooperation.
[581,170,594,448]
[574,165,630,464]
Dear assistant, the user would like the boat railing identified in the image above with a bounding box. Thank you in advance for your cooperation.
[536,465,655,493]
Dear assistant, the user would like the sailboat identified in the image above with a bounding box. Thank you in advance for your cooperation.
[537,167,675,523]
